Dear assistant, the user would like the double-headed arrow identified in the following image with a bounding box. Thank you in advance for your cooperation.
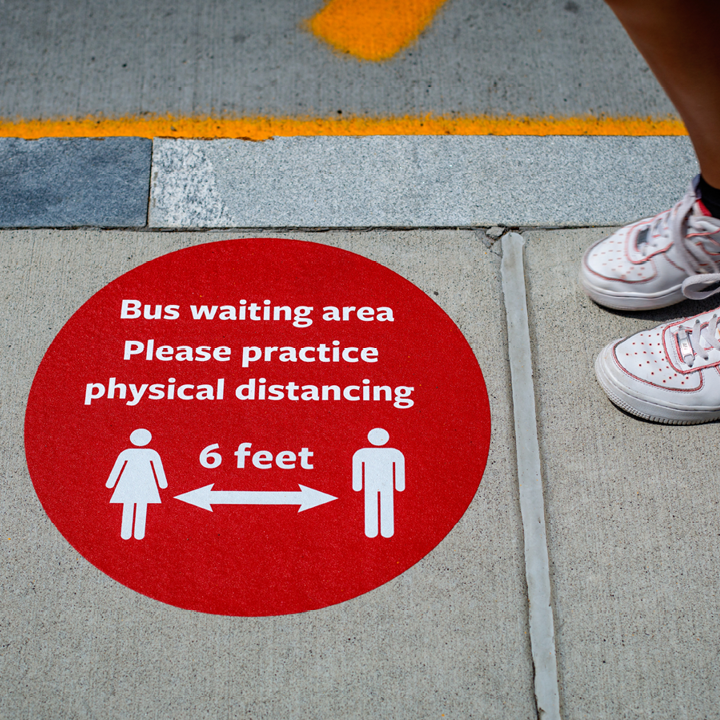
[175,483,338,513]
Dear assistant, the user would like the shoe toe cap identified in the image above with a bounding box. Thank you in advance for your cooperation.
[582,229,653,284]
[605,331,700,391]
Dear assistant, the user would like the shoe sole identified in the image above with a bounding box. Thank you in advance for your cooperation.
[579,270,685,311]
[595,349,720,425]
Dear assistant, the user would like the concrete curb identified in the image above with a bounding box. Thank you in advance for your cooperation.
[0,136,698,229]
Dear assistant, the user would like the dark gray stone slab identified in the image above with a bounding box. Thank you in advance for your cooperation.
[0,137,151,227]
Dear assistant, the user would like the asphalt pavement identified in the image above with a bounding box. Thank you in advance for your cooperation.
[1,0,672,119]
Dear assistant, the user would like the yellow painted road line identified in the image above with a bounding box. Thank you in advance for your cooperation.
[0,115,687,140]
[306,0,449,62]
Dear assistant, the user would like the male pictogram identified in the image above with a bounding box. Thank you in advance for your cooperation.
[106,428,168,540]
[352,428,405,538]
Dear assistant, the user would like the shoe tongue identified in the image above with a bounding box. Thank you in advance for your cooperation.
[635,226,650,248]
[695,199,714,217]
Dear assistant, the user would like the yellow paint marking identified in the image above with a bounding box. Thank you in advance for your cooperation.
[306,0,449,61]
[0,115,687,140]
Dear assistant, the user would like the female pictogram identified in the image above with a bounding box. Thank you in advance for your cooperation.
[106,428,167,540]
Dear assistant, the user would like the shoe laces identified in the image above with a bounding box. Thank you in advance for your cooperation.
[637,184,720,301]
[636,188,695,256]
[674,314,720,367]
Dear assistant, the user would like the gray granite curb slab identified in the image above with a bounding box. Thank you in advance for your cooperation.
[149,136,697,229]
[0,137,151,228]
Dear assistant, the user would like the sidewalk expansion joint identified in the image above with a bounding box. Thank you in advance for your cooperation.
[501,232,561,720]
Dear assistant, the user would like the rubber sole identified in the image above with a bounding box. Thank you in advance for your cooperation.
[579,270,686,311]
[595,348,720,425]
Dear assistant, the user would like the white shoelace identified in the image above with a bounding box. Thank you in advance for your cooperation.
[636,186,720,300]
[675,314,720,366]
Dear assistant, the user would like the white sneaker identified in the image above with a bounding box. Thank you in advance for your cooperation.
[580,178,720,310]
[595,307,720,424]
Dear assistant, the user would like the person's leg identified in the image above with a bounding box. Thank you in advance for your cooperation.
[120,503,134,540]
[365,489,379,538]
[134,503,147,540]
[379,488,394,538]
[579,0,720,311]
[589,1,720,423]
[605,0,720,188]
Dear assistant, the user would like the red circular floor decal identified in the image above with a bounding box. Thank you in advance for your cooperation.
[25,238,491,616]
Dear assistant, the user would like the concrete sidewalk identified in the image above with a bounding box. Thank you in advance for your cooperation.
[1,0,708,714]
[2,226,719,718]
[0,228,533,719]
[525,231,720,718]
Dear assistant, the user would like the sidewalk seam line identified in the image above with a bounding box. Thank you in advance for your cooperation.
[500,232,561,720]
